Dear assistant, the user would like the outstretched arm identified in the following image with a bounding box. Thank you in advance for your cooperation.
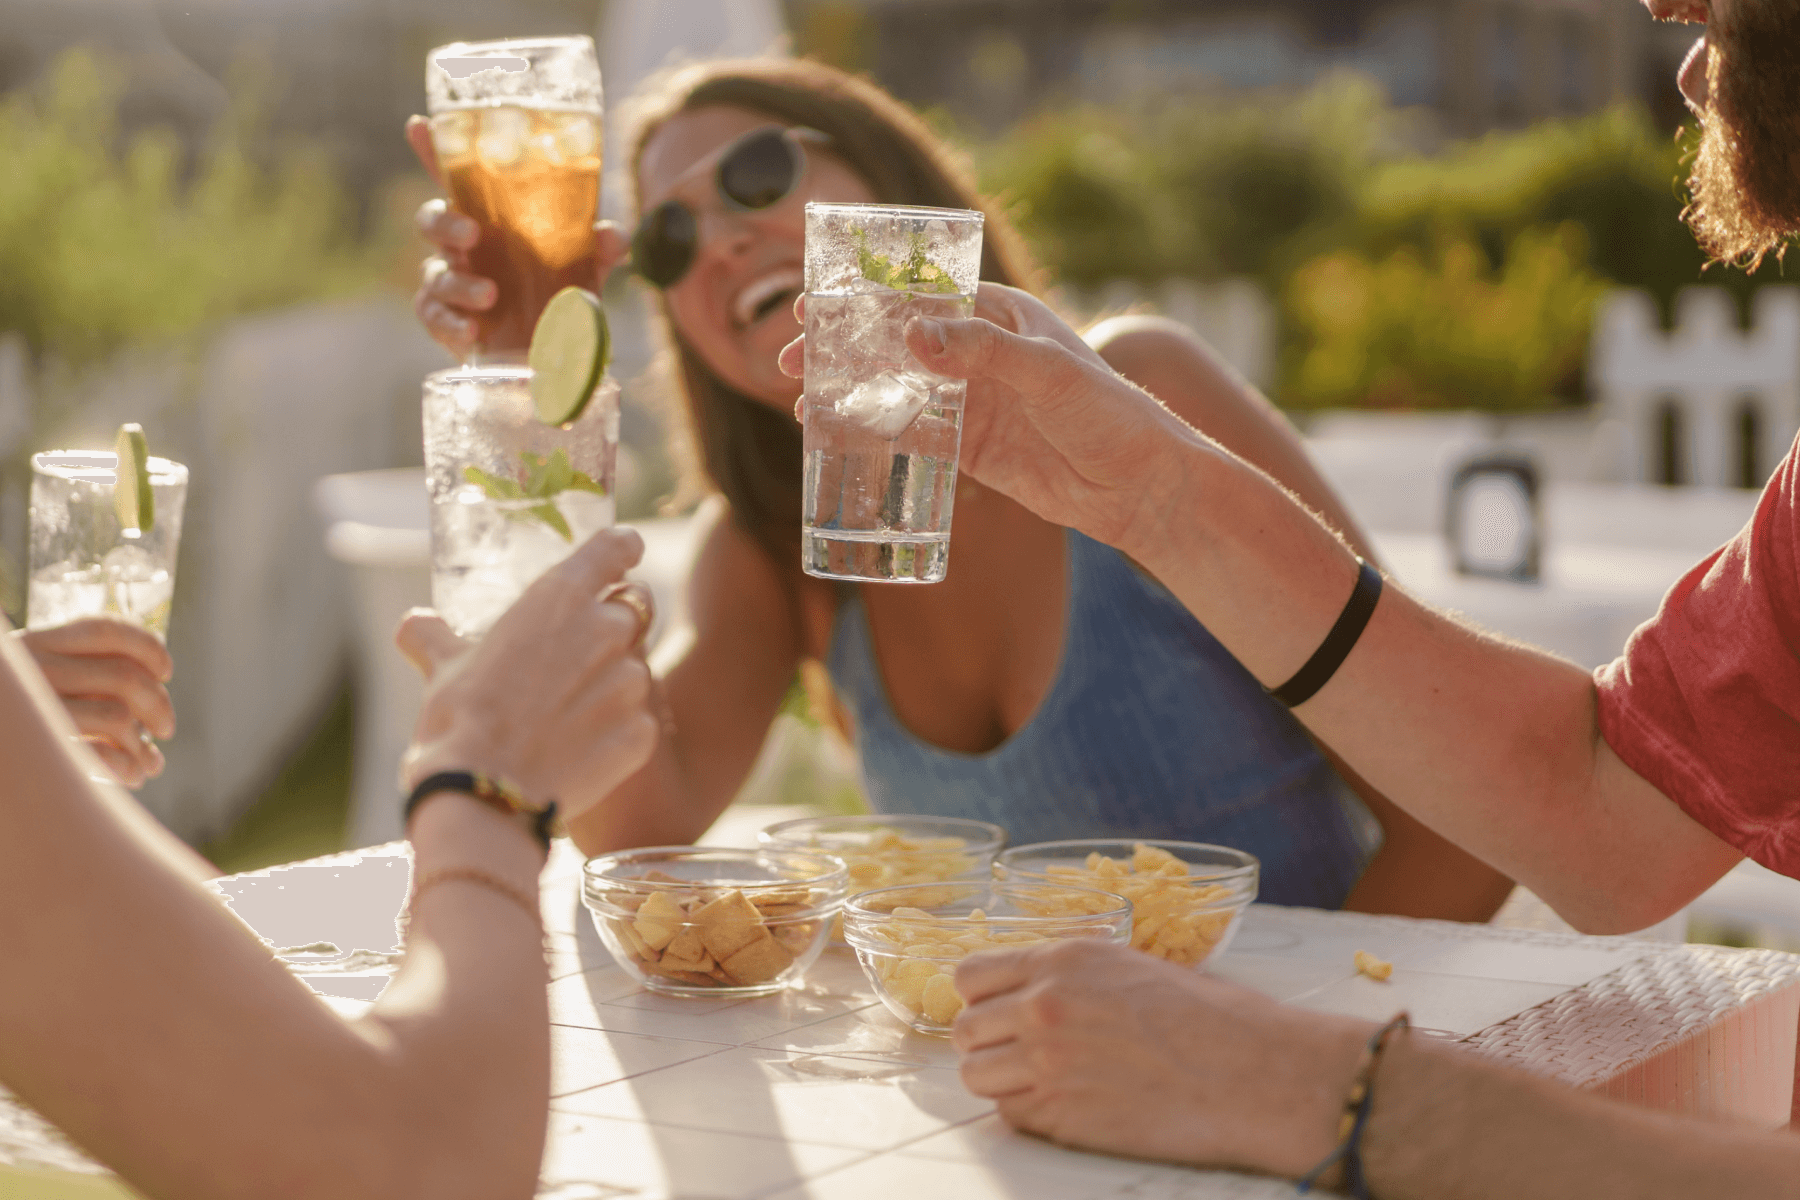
[776,291,1738,933]
[1089,317,1513,922]
[0,529,656,1200]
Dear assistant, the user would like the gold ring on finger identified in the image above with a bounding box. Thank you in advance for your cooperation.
[601,583,654,646]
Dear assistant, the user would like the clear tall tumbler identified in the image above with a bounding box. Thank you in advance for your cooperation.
[422,366,619,638]
[800,203,984,584]
[27,451,188,636]
[425,37,603,361]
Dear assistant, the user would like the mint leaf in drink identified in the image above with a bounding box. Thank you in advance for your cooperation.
[565,469,607,495]
[464,464,524,500]
[853,228,961,294]
[465,451,601,542]
[526,501,572,541]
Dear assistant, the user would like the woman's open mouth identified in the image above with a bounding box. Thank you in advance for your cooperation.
[733,266,804,329]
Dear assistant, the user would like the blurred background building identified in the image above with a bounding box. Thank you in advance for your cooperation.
[805,0,1698,135]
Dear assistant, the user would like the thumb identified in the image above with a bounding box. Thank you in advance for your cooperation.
[395,608,469,679]
[904,315,1084,403]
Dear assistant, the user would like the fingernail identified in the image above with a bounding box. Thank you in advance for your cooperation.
[478,281,497,306]
[918,317,946,355]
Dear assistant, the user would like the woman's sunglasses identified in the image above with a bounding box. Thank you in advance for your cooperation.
[630,126,831,289]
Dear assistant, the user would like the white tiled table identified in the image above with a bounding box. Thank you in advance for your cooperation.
[10,836,1799,1200]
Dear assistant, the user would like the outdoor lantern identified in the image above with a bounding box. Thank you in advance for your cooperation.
[1447,452,1541,582]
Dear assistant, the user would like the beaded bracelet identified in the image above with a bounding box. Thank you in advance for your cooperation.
[1296,1012,1410,1199]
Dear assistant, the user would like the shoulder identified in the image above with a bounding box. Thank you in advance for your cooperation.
[1085,314,1238,386]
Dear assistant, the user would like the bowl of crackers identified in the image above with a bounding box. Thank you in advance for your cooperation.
[993,840,1258,968]
[842,881,1132,1037]
[758,815,1006,936]
[582,847,848,997]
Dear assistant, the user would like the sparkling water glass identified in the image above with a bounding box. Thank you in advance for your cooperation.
[426,36,603,361]
[27,451,188,636]
[422,366,619,637]
[801,203,983,583]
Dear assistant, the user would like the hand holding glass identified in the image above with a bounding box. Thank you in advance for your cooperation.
[425,37,603,360]
[28,451,187,636]
[801,203,984,583]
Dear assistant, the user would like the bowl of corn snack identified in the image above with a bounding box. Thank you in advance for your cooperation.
[582,847,848,997]
[842,881,1132,1037]
[759,815,1006,938]
[993,840,1257,967]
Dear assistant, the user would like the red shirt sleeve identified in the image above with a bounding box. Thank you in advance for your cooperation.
[1594,433,1800,878]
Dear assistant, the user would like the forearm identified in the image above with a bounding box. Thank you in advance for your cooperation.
[363,794,550,1197]
[1333,750,1515,923]
[1124,437,1724,931]
[0,659,548,1197]
[1365,1038,1800,1199]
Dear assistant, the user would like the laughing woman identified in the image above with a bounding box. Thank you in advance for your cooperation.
[407,58,1510,920]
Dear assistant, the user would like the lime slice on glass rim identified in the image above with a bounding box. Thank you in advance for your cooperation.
[528,286,610,427]
[113,423,154,534]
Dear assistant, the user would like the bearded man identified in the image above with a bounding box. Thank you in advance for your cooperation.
[774,1,1800,1194]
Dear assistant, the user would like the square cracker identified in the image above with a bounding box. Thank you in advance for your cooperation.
[633,890,685,951]
[721,934,795,986]
[694,889,769,961]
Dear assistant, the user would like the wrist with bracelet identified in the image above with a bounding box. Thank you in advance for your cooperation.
[401,771,559,930]
[403,770,560,853]
[1296,1012,1410,1199]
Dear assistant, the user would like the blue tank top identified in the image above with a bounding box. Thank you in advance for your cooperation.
[825,529,1375,909]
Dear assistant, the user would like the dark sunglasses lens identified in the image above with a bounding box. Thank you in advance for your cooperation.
[634,201,697,287]
[717,129,803,210]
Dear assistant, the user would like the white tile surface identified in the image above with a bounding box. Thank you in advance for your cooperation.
[56,848,1736,1200]
[551,1046,994,1150]
[1284,971,1572,1038]
[540,1112,866,1200]
[757,1148,1294,1200]
[1204,953,1352,1002]
[749,1006,964,1072]
[549,1025,727,1099]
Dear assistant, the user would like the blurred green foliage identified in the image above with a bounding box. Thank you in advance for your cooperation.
[0,48,391,366]
[1286,226,1609,411]
[977,79,1767,411]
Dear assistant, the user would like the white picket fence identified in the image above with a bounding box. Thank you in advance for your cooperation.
[1592,287,1800,489]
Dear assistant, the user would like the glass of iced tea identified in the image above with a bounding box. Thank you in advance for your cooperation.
[425,37,603,361]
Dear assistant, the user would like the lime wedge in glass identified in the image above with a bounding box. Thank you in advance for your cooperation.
[113,423,154,534]
[529,287,609,427]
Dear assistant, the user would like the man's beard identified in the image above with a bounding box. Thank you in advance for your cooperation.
[1684,0,1800,271]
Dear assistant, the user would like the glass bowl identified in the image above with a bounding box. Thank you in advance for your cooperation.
[842,881,1132,1037]
[759,815,1006,935]
[994,839,1258,967]
[581,847,848,997]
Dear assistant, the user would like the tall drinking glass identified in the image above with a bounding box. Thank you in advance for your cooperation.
[422,367,619,637]
[27,451,188,635]
[425,37,603,361]
[801,203,984,584]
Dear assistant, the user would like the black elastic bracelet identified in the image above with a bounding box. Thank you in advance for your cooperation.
[1266,559,1383,708]
[403,770,558,853]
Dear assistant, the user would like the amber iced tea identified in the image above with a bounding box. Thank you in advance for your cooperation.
[431,105,601,355]
[425,37,603,359]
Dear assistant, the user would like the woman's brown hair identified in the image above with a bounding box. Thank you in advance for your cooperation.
[624,57,1041,568]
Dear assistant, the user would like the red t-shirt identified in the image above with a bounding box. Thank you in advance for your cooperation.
[1595,432,1800,878]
